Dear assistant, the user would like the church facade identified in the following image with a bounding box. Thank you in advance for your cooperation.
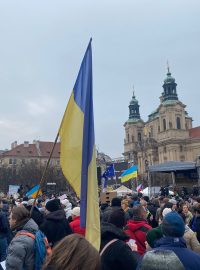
[123,68,200,175]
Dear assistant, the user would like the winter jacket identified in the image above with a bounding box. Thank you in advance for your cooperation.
[40,209,72,246]
[100,222,138,270]
[6,218,38,270]
[124,218,152,255]
[70,216,85,236]
[184,225,200,253]
[154,236,200,270]
[0,210,9,238]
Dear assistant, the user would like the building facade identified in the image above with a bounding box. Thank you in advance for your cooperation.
[124,68,200,175]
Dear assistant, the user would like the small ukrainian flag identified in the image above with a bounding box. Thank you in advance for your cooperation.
[121,165,138,183]
[26,185,42,199]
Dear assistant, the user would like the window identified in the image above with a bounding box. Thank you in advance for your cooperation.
[163,119,166,131]
[180,145,183,152]
[158,126,160,133]
[177,117,181,129]
[169,122,172,129]
[164,146,167,153]
[132,135,134,142]
[138,132,142,142]
[127,133,130,143]
[13,158,17,165]
[9,159,12,164]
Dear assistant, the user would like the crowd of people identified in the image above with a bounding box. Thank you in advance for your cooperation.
[0,190,200,269]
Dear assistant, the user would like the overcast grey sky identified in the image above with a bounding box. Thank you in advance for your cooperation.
[0,0,200,157]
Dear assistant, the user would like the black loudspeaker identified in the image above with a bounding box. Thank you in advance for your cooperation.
[97,167,102,186]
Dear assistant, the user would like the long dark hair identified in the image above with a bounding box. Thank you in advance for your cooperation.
[43,234,101,270]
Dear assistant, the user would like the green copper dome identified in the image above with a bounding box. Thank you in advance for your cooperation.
[164,71,175,84]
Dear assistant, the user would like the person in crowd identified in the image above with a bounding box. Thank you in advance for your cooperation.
[129,194,140,207]
[153,211,200,270]
[182,204,193,225]
[101,197,121,222]
[168,198,177,211]
[146,198,159,228]
[179,212,200,253]
[146,207,172,249]
[155,197,168,224]
[138,250,185,270]
[61,199,72,218]
[70,207,85,236]
[0,202,9,262]
[43,234,100,270]
[6,206,39,270]
[124,205,152,255]
[121,199,131,221]
[101,209,138,270]
[25,199,44,228]
[40,199,72,247]
[190,203,200,243]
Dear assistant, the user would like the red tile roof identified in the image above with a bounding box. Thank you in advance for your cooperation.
[39,141,60,158]
[1,141,60,158]
[189,126,200,139]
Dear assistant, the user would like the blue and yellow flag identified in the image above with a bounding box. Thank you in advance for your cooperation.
[59,39,100,250]
[121,165,138,183]
[26,185,42,198]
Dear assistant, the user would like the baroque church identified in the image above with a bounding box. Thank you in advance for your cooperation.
[123,68,200,176]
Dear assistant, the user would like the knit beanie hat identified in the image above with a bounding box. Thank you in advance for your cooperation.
[161,212,185,237]
[46,199,61,212]
[108,209,126,229]
[140,250,184,270]
[162,208,172,218]
[71,207,80,217]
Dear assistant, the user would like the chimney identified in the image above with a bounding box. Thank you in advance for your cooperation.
[11,141,17,149]
[24,141,29,147]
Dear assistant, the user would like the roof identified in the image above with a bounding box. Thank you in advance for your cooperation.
[189,126,200,139]
[149,161,196,173]
[1,141,60,158]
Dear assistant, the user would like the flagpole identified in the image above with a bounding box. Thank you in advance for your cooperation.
[30,133,59,215]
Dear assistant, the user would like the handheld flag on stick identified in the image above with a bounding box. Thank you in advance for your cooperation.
[102,164,115,189]
[121,165,138,183]
[26,185,42,199]
[136,184,143,193]
[59,39,100,250]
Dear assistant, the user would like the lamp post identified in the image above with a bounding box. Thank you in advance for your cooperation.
[145,159,151,197]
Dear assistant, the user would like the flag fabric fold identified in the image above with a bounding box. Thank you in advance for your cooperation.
[59,39,100,250]
[121,165,138,183]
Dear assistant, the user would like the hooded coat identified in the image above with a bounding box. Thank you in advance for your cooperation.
[100,222,138,270]
[6,218,38,270]
[154,236,200,270]
[124,218,152,255]
[40,209,72,246]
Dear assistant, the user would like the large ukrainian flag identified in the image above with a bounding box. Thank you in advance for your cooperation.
[59,39,100,250]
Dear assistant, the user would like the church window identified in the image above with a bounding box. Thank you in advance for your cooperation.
[158,126,160,132]
[163,119,166,131]
[132,135,134,142]
[138,132,142,142]
[177,117,181,129]
[127,133,130,143]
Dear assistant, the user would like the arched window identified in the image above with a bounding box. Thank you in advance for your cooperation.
[163,119,166,131]
[177,117,181,129]
[138,132,141,142]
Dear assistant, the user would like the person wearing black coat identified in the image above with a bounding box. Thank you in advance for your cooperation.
[40,199,72,247]
[100,209,138,270]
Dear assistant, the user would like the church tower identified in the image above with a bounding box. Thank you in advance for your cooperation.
[123,89,144,163]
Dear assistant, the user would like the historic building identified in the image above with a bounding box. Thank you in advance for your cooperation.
[124,68,200,175]
[0,140,60,167]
